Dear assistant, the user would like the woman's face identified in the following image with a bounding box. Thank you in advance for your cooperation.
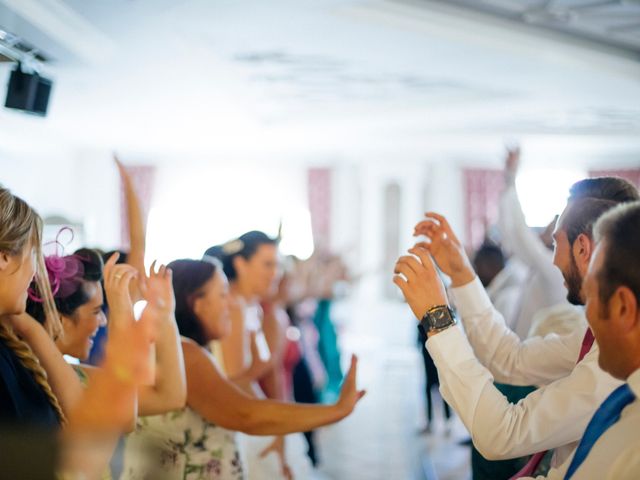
[59,281,107,360]
[238,244,278,298]
[0,243,37,316]
[193,270,231,341]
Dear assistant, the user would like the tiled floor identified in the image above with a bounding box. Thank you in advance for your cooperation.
[309,299,472,480]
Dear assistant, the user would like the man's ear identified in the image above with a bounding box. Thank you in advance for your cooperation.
[610,286,640,334]
[0,251,11,272]
[572,233,593,276]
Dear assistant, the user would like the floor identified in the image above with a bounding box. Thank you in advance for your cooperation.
[309,298,472,480]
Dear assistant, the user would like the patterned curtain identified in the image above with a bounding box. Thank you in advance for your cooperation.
[120,165,156,249]
[463,168,504,249]
[588,169,640,189]
[307,168,332,252]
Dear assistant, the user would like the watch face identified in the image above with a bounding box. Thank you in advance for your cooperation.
[420,306,455,334]
[429,306,454,329]
[434,309,447,325]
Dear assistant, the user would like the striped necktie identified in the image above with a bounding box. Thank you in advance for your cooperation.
[510,328,595,479]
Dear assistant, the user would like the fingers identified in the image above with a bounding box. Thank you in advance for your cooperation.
[407,245,437,275]
[116,268,137,292]
[108,264,138,288]
[149,260,158,278]
[394,255,423,281]
[344,354,358,385]
[147,260,171,281]
[395,251,438,284]
[103,252,120,281]
[413,219,439,237]
[392,274,408,291]
[424,212,450,234]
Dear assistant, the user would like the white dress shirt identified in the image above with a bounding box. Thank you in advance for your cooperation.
[426,278,622,466]
[486,259,527,330]
[527,303,587,339]
[499,185,570,339]
[526,369,640,479]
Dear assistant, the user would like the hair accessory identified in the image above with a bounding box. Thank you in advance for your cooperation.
[28,254,84,302]
[222,239,244,255]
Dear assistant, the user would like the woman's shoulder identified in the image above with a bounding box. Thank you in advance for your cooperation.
[181,338,210,364]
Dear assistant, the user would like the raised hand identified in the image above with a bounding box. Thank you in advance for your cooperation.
[142,261,175,318]
[505,146,520,185]
[103,252,157,384]
[393,245,449,320]
[337,355,366,414]
[114,153,146,303]
[413,212,475,287]
[103,252,138,330]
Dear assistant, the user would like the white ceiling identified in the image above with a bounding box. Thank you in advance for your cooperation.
[0,0,639,165]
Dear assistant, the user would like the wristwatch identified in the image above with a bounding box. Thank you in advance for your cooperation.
[418,305,457,336]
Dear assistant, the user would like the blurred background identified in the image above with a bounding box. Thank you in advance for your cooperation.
[1,1,639,478]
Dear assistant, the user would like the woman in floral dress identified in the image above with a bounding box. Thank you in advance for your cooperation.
[122,258,365,479]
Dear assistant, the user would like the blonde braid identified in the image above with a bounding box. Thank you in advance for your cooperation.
[0,322,66,425]
[0,186,65,423]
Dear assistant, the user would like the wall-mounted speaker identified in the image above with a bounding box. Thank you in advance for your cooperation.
[4,66,53,116]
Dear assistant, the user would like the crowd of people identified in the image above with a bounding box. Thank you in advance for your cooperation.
[396,150,640,479]
[2,149,640,480]
[0,157,359,479]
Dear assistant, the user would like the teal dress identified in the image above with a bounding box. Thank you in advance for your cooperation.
[313,299,343,400]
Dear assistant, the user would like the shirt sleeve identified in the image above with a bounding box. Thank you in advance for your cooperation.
[451,277,583,385]
[426,326,622,460]
[499,186,560,285]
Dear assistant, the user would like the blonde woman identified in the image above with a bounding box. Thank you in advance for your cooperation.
[0,186,77,427]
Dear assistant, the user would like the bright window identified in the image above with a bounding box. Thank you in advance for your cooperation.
[516,168,587,227]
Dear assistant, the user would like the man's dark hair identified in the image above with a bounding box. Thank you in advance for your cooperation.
[473,242,505,287]
[568,177,639,203]
[593,201,640,307]
[562,177,639,244]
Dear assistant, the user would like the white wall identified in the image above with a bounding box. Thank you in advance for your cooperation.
[144,160,310,265]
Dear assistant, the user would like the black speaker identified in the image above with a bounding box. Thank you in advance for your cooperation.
[5,67,53,116]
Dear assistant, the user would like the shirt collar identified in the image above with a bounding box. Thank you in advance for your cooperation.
[627,368,640,398]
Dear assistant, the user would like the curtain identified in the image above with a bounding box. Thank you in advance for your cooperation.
[307,168,332,251]
[463,168,504,249]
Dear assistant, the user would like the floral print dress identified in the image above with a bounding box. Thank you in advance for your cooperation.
[121,407,244,480]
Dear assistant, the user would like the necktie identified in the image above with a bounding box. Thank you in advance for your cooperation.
[510,328,595,479]
[564,383,635,479]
